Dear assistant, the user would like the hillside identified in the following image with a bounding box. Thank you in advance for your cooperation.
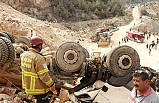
[0,1,134,50]
[0,2,71,50]
[1,0,126,22]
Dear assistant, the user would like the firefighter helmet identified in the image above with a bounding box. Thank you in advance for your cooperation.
[30,36,43,46]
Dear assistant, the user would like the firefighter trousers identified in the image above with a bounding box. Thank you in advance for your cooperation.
[34,93,49,103]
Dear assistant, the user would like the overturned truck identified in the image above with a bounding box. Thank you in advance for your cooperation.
[0,32,30,87]
[0,33,159,102]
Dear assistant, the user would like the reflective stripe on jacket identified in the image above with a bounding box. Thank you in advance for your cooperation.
[20,48,54,95]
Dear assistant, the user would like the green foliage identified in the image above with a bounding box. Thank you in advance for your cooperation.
[141,9,149,16]
[124,0,158,4]
[42,12,49,19]
[49,0,125,21]
[50,34,53,39]
[82,14,88,21]
[23,0,31,5]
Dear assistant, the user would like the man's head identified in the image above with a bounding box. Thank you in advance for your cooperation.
[30,36,43,52]
[132,70,149,91]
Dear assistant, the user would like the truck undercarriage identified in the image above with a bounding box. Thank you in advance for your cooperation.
[0,33,158,102]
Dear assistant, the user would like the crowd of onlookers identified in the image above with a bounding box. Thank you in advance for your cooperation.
[145,32,159,55]
[117,31,159,55]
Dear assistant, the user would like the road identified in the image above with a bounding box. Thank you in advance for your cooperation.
[111,6,141,46]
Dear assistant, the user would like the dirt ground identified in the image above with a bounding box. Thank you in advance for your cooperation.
[76,6,159,103]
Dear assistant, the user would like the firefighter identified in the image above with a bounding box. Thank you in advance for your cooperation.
[20,36,55,103]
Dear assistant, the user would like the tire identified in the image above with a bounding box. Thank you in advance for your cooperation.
[56,42,86,72]
[15,36,31,47]
[105,45,140,77]
[0,37,15,62]
[102,54,107,67]
[107,73,133,87]
[2,32,15,43]
[0,38,9,66]
[0,33,10,41]
[83,48,89,58]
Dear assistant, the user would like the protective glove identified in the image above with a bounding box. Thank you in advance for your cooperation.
[50,83,57,95]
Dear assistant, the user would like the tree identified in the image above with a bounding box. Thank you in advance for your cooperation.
[50,0,125,22]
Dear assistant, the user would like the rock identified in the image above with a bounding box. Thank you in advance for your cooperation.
[13,96,21,102]
[0,94,13,101]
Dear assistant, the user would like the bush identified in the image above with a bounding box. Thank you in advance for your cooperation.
[50,0,125,21]
[141,9,149,16]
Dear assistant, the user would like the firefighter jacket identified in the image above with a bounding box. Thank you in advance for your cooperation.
[20,48,54,95]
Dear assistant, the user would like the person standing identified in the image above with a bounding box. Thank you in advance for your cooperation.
[20,36,55,103]
[149,48,151,55]
[110,42,112,48]
[147,35,149,40]
[119,41,121,46]
[146,44,148,49]
[128,70,159,103]
[122,38,124,43]
[124,37,126,43]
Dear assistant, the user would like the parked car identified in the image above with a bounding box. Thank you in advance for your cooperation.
[103,31,113,36]
[107,31,113,36]
[111,27,119,32]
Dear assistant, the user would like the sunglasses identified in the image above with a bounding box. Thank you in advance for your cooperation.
[134,70,145,74]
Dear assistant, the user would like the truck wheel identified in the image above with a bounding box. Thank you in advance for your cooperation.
[15,36,31,48]
[102,54,107,67]
[83,48,89,58]
[0,37,15,62]
[106,45,140,77]
[2,32,15,43]
[107,73,132,87]
[0,33,11,41]
[56,42,86,72]
[0,38,9,66]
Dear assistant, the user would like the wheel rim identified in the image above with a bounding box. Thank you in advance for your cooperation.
[56,42,86,72]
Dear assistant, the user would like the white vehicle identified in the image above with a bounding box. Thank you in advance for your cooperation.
[111,27,119,32]
[107,31,113,36]
[103,31,113,36]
